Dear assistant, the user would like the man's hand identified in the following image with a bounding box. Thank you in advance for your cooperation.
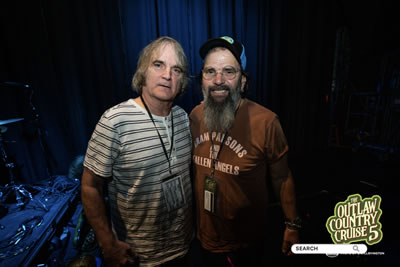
[281,227,299,256]
[102,239,138,267]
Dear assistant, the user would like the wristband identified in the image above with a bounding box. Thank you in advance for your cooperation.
[284,217,302,230]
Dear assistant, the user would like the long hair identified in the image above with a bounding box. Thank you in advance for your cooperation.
[131,36,189,96]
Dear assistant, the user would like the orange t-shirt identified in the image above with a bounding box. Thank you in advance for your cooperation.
[189,99,289,252]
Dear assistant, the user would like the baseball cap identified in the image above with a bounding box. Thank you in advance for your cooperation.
[199,36,247,70]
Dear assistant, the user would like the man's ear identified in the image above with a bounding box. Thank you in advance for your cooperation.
[240,75,247,93]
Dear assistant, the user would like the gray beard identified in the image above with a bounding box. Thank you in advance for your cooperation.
[203,85,240,133]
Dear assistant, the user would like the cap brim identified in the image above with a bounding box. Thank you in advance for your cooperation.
[200,38,236,59]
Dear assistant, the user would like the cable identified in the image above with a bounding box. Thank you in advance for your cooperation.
[0,216,43,260]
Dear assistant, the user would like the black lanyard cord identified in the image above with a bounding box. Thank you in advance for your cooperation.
[140,95,174,174]
[210,133,228,178]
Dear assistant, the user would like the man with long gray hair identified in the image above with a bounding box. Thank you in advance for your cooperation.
[82,36,193,266]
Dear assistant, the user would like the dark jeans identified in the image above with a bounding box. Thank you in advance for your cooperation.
[161,254,191,267]
[191,240,265,267]
[160,239,265,267]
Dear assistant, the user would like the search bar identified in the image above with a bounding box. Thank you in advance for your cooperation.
[291,244,367,255]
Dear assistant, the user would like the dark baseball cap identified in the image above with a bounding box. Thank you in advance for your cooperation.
[199,36,247,70]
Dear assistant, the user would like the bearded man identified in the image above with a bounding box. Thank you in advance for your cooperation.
[189,36,300,266]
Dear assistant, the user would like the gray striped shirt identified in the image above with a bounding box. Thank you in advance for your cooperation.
[84,99,193,266]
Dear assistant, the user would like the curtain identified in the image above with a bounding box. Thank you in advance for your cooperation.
[1,0,129,183]
[118,0,256,112]
[0,0,337,184]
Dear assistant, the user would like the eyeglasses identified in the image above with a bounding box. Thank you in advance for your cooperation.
[202,67,239,80]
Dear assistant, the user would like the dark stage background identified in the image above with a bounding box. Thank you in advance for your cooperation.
[1,0,399,265]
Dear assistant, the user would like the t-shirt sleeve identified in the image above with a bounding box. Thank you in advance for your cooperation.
[83,114,121,178]
[265,115,289,164]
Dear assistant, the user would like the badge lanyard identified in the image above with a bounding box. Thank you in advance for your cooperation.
[140,95,174,174]
[209,99,242,178]
[210,133,227,178]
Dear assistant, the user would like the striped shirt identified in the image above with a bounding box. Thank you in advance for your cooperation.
[84,99,193,266]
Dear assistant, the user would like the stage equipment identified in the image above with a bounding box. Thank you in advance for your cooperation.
[0,118,24,126]
[0,176,80,266]
[27,87,53,177]
[0,118,47,211]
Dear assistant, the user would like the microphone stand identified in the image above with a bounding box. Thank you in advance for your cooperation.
[28,88,54,178]
[0,132,48,211]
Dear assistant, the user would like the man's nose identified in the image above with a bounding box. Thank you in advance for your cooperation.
[213,72,225,85]
[161,67,172,80]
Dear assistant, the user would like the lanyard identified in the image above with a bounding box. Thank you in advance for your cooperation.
[209,99,242,178]
[210,133,228,178]
[140,95,174,174]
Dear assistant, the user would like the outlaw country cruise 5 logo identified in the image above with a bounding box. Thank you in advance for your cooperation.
[326,194,383,245]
